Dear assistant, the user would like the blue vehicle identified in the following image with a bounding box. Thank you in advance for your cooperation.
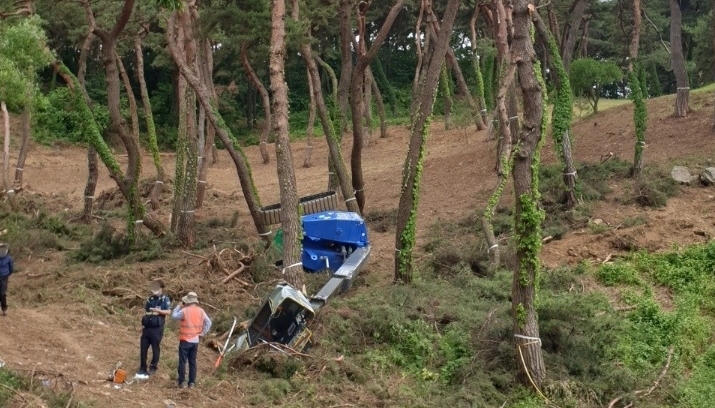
[232,193,372,353]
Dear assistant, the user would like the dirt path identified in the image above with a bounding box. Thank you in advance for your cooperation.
[0,306,250,407]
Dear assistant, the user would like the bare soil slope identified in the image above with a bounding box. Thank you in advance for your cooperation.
[2,90,715,407]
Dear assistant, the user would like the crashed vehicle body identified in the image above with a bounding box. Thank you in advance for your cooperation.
[235,199,371,353]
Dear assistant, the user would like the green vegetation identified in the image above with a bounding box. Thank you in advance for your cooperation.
[222,222,715,408]
[569,58,623,114]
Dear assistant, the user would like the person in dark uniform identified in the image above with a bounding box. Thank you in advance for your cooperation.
[0,243,13,316]
[136,279,171,378]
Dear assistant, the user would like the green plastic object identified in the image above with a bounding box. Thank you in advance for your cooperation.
[273,229,284,251]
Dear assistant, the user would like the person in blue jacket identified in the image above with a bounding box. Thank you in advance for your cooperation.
[0,243,14,316]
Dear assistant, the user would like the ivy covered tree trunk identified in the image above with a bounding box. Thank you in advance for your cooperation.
[350,0,406,213]
[482,0,514,267]
[313,54,342,188]
[166,16,271,242]
[79,118,98,227]
[292,8,358,212]
[58,63,164,237]
[273,0,304,290]
[670,0,689,117]
[440,64,453,130]
[78,28,98,224]
[426,19,486,131]
[629,0,646,177]
[89,0,168,241]
[135,32,165,210]
[241,42,271,165]
[300,44,359,212]
[304,66,315,168]
[511,0,546,387]
[533,11,578,209]
[395,0,460,283]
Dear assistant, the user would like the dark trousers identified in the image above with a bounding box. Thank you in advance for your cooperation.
[177,341,198,385]
[139,327,164,371]
[0,276,8,311]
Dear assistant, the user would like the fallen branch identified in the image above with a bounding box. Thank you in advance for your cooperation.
[221,262,247,284]
[181,250,208,260]
[607,346,675,408]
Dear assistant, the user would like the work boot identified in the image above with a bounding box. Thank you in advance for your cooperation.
[178,383,187,389]
[188,383,195,389]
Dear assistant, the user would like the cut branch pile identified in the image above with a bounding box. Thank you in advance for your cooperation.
[204,245,255,286]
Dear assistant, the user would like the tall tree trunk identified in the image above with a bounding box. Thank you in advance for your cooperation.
[196,38,217,207]
[292,5,358,212]
[172,63,187,233]
[57,63,164,237]
[0,102,16,208]
[314,55,338,104]
[166,16,270,241]
[116,53,140,145]
[511,0,546,387]
[427,19,486,130]
[482,0,515,266]
[350,0,406,213]
[395,0,460,283]
[78,29,98,224]
[240,42,271,164]
[272,0,304,290]
[629,0,646,177]
[14,96,31,187]
[372,59,397,115]
[300,46,359,212]
[533,11,578,209]
[439,64,453,130]
[336,0,353,135]
[470,2,488,123]
[135,32,165,210]
[560,0,589,71]
[362,62,372,147]
[362,66,373,147]
[304,66,316,167]
[314,54,340,187]
[670,0,689,117]
[368,68,388,138]
[174,5,201,248]
[410,0,426,120]
[712,0,715,130]
[89,0,165,240]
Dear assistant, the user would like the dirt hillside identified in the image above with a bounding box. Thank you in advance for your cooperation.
[1,89,715,407]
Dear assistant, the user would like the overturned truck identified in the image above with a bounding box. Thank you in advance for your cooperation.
[233,191,371,353]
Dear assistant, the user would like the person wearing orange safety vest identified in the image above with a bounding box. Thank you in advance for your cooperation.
[171,291,212,388]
